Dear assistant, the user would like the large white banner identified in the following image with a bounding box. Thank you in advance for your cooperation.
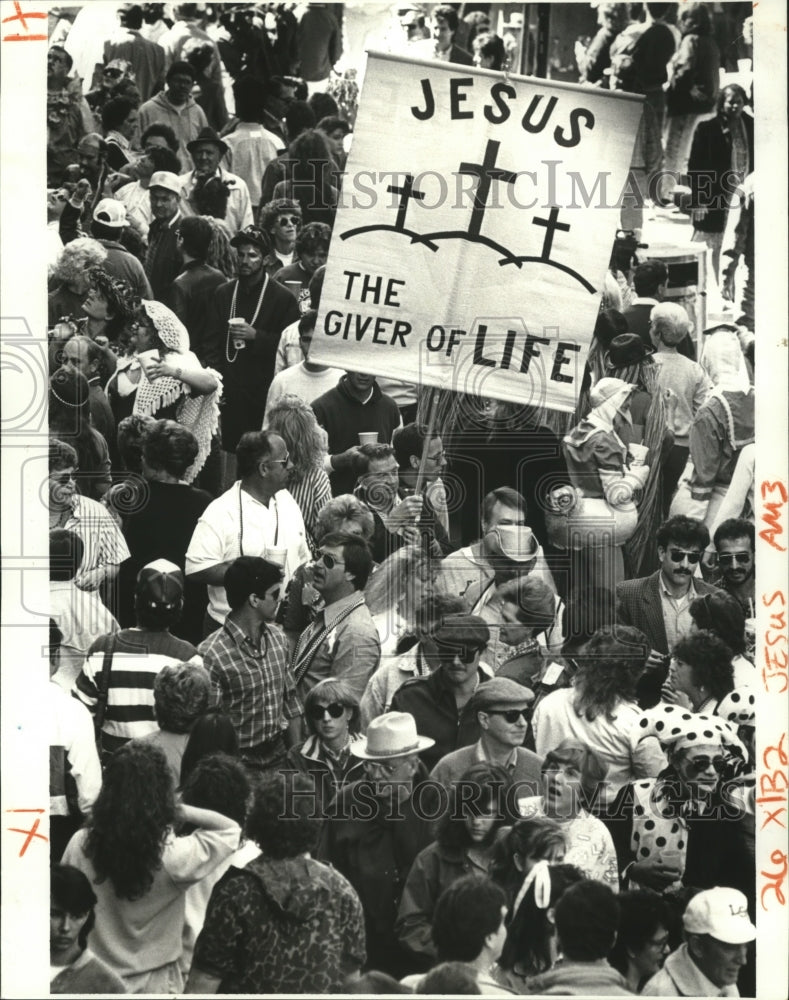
[311,51,644,413]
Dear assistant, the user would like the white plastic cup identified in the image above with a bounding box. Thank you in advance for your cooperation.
[136,348,161,378]
[228,318,246,351]
[266,547,287,567]
[358,432,379,446]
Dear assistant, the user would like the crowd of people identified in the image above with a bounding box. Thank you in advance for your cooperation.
[43,2,759,996]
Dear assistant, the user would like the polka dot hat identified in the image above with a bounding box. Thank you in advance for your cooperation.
[636,704,747,757]
[715,687,756,728]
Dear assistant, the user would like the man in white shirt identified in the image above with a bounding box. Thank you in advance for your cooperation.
[186,431,310,635]
[179,127,253,236]
[263,310,342,425]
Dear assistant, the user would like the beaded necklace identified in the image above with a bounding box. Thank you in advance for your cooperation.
[225,273,269,364]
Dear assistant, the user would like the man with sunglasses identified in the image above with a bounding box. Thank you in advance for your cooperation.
[429,677,542,794]
[390,614,492,772]
[710,518,755,618]
[199,556,302,769]
[616,516,725,708]
[292,532,380,703]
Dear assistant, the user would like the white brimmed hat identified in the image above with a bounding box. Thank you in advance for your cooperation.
[351,712,434,760]
[683,887,756,944]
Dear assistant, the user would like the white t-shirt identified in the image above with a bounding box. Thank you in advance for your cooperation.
[263,362,343,425]
[185,484,310,624]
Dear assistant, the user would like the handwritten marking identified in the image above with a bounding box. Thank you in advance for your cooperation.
[1,1,47,41]
[759,480,788,552]
[6,808,47,856]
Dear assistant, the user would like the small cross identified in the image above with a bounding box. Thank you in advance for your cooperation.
[532,207,571,260]
[458,139,517,238]
[387,174,426,230]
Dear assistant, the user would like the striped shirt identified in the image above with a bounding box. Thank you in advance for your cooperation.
[60,495,130,590]
[73,628,201,753]
[199,617,301,749]
[287,465,332,553]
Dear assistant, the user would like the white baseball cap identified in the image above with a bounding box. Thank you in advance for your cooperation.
[683,888,756,944]
[92,198,128,228]
[149,171,182,195]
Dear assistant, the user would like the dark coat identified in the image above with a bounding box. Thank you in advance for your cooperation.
[319,771,434,977]
[688,112,754,233]
[390,667,489,771]
[623,302,696,361]
[163,260,228,368]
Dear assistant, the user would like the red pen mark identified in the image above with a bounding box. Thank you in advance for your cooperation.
[6,808,47,856]
[1,1,47,42]
[759,480,788,552]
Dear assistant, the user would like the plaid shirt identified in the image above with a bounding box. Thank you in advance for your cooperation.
[199,617,301,749]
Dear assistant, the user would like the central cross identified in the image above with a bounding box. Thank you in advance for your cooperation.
[458,139,517,238]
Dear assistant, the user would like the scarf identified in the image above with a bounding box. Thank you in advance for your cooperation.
[564,379,634,451]
[291,593,367,684]
[132,300,222,483]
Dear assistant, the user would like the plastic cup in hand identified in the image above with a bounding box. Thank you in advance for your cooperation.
[358,432,379,446]
[137,348,161,378]
[629,443,649,466]
[228,318,246,350]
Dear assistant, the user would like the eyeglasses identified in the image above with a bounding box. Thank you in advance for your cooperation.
[265,452,290,467]
[103,67,123,79]
[717,552,751,566]
[317,551,345,570]
[687,755,727,775]
[308,702,346,721]
[486,708,529,723]
[668,548,702,564]
[434,642,480,664]
[276,216,301,227]
[366,758,403,776]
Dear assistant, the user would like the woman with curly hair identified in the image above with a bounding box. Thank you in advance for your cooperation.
[264,393,331,551]
[273,129,338,228]
[663,630,735,714]
[49,368,112,500]
[48,238,108,328]
[187,772,366,994]
[137,660,213,785]
[531,626,667,806]
[114,299,222,484]
[79,266,136,357]
[61,740,240,993]
[258,197,302,276]
[492,862,585,991]
[365,544,437,656]
[396,763,517,969]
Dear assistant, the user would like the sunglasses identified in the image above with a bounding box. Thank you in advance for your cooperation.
[276,216,301,227]
[265,452,290,467]
[717,552,751,565]
[103,67,124,79]
[308,702,346,721]
[486,708,529,723]
[317,551,345,570]
[434,643,479,664]
[668,548,702,564]
[687,756,727,775]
